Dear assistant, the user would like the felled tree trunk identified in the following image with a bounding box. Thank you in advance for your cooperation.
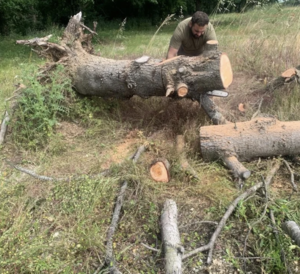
[16,12,233,101]
[200,117,300,178]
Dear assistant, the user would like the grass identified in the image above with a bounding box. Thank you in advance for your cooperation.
[1,3,300,273]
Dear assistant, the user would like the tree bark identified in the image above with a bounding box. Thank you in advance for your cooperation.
[200,117,300,162]
[16,12,233,101]
[282,221,300,247]
[200,117,300,178]
[161,199,183,274]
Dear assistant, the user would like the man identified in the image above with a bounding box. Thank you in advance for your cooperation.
[166,11,217,59]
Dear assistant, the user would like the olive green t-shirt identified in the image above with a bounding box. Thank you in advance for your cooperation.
[169,17,217,56]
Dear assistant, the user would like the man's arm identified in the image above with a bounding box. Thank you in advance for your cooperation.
[166,46,178,59]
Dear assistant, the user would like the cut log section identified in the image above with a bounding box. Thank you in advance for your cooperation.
[200,118,300,177]
[150,158,170,183]
[281,68,296,78]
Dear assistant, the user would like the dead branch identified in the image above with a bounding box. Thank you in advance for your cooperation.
[103,181,127,274]
[182,160,281,264]
[251,97,264,120]
[282,159,298,192]
[6,144,146,181]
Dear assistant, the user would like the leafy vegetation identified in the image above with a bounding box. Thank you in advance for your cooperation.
[1,3,300,273]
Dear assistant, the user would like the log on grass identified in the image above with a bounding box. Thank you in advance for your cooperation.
[16,12,233,101]
[161,199,183,274]
[200,118,300,175]
[150,158,170,183]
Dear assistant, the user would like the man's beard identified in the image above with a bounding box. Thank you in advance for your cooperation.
[190,28,202,39]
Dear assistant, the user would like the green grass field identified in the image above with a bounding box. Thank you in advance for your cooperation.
[1,4,300,273]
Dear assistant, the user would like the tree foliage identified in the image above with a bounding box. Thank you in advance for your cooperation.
[0,0,278,35]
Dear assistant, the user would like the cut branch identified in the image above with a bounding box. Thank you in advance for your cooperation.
[161,199,183,274]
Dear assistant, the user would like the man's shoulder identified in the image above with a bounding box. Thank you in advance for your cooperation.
[177,17,191,28]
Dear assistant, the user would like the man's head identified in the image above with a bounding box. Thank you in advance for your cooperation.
[189,11,209,39]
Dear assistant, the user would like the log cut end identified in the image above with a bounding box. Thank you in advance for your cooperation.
[220,53,233,89]
[177,83,188,97]
[150,159,170,183]
[281,68,296,78]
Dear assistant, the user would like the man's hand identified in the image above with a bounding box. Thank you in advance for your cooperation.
[166,46,178,59]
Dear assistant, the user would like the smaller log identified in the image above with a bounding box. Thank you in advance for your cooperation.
[161,199,183,274]
[176,83,188,97]
[150,158,170,183]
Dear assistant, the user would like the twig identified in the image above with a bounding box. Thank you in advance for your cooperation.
[182,161,281,264]
[104,181,127,273]
[179,221,218,229]
[282,159,298,192]
[141,243,160,253]
[251,97,264,120]
[80,23,98,35]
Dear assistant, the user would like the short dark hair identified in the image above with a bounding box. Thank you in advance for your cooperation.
[191,11,209,26]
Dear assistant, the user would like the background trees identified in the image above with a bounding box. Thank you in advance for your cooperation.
[0,0,281,35]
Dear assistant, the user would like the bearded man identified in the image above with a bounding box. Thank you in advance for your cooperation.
[166,11,217,59]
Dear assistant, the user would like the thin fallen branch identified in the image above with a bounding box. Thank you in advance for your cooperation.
[104,181,127,274]
[251,97,264,120]
[182,161,281,264]
[7,144,146,181]
[282,159,298,192]
[141,243,160,253]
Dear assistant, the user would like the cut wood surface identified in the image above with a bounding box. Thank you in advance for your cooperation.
[281,67,296,78]
[200,117,300,162]
[161,199,183,274]
[16,12,233,101]
[150,158,170,183]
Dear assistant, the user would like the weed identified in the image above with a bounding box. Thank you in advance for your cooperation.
[11,64,74,149]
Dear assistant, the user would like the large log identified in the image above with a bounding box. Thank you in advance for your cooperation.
[200,118,300,175]
[16,12,233,101]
